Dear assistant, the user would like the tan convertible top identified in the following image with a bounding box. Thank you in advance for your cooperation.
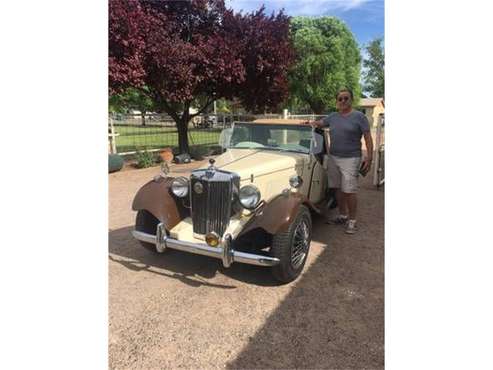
[250,118,307,125]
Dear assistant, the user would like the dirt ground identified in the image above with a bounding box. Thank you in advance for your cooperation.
[109,159,384,369]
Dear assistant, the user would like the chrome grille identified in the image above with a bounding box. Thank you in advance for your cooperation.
[190,169,239,236]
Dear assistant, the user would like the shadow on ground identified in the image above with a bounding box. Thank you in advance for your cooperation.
[109,226,280,288]
[225,216,384,369]
[109,215,383,369]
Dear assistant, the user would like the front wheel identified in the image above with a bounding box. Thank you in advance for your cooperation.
[270,205,312,283]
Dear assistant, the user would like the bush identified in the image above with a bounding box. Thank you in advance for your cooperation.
[135,150,157,168]
[109,154,124,173]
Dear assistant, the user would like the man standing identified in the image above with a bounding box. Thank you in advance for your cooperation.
[307,88,373,234]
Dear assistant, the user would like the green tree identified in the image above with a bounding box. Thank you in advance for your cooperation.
[363,37,384,97]
[215,99,232,114]
[288,17,361,114]
[108,87,155,125]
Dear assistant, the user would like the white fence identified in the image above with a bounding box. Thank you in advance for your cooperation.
[287,114,326,121]
[108,112,284,155]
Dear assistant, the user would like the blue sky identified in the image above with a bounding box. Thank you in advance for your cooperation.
[225,0,384,47]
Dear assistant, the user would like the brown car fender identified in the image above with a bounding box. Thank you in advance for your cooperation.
[132,177,189,231]
[239,192,313,236]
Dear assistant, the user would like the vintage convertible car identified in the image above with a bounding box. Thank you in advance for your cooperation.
[131,119,334,283]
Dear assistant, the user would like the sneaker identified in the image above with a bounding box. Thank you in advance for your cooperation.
[345,220,358,234]
[326,214,348,225]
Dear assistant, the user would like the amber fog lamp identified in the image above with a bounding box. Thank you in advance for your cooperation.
[289,175,303,188]
[205,232,220,247]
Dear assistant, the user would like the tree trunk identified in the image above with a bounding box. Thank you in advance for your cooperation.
[176,117,190,155]
[141,111,146,126]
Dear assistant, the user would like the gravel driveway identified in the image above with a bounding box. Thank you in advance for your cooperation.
[109,160,384,369]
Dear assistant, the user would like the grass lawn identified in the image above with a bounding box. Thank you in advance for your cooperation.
[114,125,222,153]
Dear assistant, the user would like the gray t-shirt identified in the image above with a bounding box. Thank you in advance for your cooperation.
[322,110,370,158]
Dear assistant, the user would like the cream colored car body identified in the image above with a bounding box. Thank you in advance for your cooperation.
[169,132,328,243]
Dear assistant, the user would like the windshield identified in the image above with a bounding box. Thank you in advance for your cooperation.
[225,123,313,154]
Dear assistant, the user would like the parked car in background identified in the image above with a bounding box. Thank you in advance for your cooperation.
[131,119,335,283]
[192,114,217,129]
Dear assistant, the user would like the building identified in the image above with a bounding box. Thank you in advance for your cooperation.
[358,98,384,127]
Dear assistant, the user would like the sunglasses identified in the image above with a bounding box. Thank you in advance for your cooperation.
[337,96,350,102]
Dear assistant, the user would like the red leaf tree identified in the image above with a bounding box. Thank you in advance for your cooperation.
[109,0,295,154]
[109,0,147,94]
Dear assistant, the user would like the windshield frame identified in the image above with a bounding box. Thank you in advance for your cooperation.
[226,122,314,155]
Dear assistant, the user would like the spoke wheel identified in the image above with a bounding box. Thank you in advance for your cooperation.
[291,219,310,269]
[270,205,312,284]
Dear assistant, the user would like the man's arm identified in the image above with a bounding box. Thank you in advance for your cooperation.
[303,115,330,128]
[361,131,374,172]
[302,119,324,128]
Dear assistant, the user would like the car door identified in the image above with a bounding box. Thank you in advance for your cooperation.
[308,157,326,204]
[308,129,328,204]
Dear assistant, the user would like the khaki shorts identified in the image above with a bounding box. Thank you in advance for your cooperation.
[326,155,362,193]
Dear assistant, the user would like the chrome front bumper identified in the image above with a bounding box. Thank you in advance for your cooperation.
[132,223,280,268]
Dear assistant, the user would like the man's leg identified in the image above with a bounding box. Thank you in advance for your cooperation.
[346,192,357,220]
[336,189,348,216]
[326,156,347,224]
[339,157,361,234]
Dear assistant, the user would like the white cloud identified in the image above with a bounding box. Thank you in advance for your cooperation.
[225,0,372,15]
[339,0,371,11]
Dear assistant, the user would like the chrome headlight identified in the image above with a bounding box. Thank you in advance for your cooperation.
[239,185,260,210]
[289,175,303,188]
[171,177,189,198]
